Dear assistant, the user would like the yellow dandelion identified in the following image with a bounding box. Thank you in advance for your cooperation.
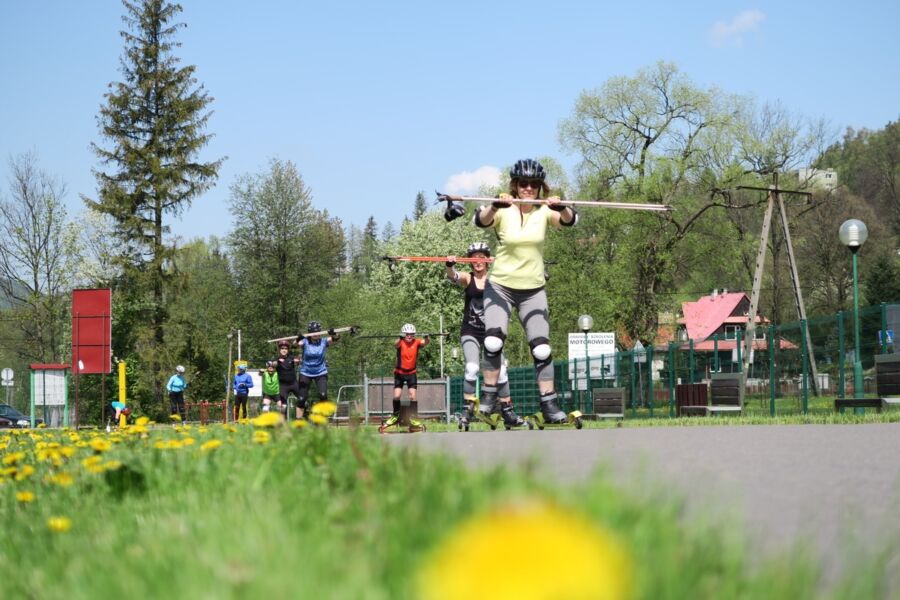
[311,401,337,417]
[224,425,237,433]
[89,439,112,453]
[3,451,26,465]
[16,491,36,503]
[15,465,36,481]
[103,460,122,471]
[308,413,328,426]
[200,439,223,452]
[47,517,72,533]
[47,472,75,487]
[135,416,150,427]
[37,423,47,429]
[82,456,104,473]
[1,466,18,477]
[416,501,634,600]
[290,419,308,430]
[198,426,208,433]
[181,437,195,446]
[60,446,76,458]
[251,412,282,428]
[169,414,182,422]
[252,430,271,444]
[74,441,89,448]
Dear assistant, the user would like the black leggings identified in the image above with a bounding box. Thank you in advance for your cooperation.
[299,374,328,405]
[234,394,248,419]
[169,391,186,421]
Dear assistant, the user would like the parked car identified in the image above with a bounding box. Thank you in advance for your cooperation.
[0,415,13,428]
[0,404,43,428]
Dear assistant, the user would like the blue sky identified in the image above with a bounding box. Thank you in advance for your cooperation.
[1,1,897,243]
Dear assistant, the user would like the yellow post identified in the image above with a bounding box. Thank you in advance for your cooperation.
[118,361,127,428]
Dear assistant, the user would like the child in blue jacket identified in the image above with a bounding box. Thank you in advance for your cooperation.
[233,364,254,420]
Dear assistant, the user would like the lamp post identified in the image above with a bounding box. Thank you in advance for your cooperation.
[578,315,593,394]
[839,219,868,399]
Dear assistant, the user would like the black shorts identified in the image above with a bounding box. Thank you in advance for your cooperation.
[279,381,302,404]
[393,373,417,389]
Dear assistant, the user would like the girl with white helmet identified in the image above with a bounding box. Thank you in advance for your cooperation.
[446,241,523,429]
[381,323,430,432]
[166,365,188,422]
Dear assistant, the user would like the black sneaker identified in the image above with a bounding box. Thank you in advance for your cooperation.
[500,403,525,427]
[539,393,567,424]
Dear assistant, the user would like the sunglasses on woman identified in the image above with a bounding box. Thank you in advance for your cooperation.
[517,179,542,189]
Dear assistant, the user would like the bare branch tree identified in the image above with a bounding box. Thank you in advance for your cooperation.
[0,152,75,363]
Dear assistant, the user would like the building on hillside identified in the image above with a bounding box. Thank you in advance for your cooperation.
[796,167,838,190]
[675,290,797,376]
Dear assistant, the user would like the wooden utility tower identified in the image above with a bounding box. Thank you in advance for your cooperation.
[738,175,820,395]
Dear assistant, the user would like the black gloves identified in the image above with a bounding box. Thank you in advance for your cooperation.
[444,201,466,222]
[547,202,567,212]
[423,333,431,340]
[350,326,359,336]
[492,198,512,209]
[328,328,335,336]
[445,257,457,267]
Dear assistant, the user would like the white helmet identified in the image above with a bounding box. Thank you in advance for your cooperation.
[401,323,416,335]
[176,365,185,374]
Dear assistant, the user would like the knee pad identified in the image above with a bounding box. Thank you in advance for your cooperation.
[530,338,554,380]
[464,362,480,381]
[483,329,505,357]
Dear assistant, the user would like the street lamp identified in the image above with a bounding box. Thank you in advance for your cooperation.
[839,219,869,398]
[578,315,593,389]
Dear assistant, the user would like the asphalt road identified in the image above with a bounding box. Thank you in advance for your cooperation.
[384,422,900,576]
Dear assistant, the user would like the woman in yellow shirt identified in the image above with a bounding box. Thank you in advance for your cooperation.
[473,159,577,423]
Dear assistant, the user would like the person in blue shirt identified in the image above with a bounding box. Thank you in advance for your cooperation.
[166,365,188,422]
[296,321,338,419]
[232,364,254,420]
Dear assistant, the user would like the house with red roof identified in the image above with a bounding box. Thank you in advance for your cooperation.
[676,290,796,370]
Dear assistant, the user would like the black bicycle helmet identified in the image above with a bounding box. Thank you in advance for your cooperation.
[308,321,322,333]
[466,241,491,258]
[510,159,546,182]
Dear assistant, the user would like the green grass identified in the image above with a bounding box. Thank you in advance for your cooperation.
[0,423,893,599]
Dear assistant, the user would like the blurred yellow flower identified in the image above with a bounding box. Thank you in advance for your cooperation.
[290,420,308,430]
[198,426,208,433]
[47,516,72,533]
[311,401,337,417]
[252,431,271,444]
[47,472,75,487]
[181,437,195,446]
[3,451,26,465]
[16,491,36,503]
[103,460,122,471]
[14,465,35,481]
[416,501,633,600]
[308,414,328,426]
[90,439,112,453]
[154,440,184,450]
[169,414,182,422]
[135,416,150,427]
[251,412,282,428]
[200,439,223,452]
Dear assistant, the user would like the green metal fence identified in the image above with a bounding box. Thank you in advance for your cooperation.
[237,302,897,422]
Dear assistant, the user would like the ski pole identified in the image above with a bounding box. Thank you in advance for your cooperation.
[266,325,360,344]
[355,332,451,339]
[435,191,672,212]
[381,256,494,264]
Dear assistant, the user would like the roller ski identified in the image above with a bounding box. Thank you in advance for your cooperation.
[459,394,526,431]
[378,413,427,434]
[527,392,583,430]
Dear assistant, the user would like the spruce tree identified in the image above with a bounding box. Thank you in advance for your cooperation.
[87,0,224,410]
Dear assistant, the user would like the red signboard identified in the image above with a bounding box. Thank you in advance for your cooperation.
[72,289,112,374]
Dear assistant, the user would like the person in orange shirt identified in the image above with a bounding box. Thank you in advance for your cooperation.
[380,323,430,432]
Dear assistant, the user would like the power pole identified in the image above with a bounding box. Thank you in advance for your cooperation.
[738,174,820,395]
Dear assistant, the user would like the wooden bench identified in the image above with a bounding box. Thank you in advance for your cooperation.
[835,354,900,413]
[708,373,744,416]
[592,387,625,420]
[675,383,708,416]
